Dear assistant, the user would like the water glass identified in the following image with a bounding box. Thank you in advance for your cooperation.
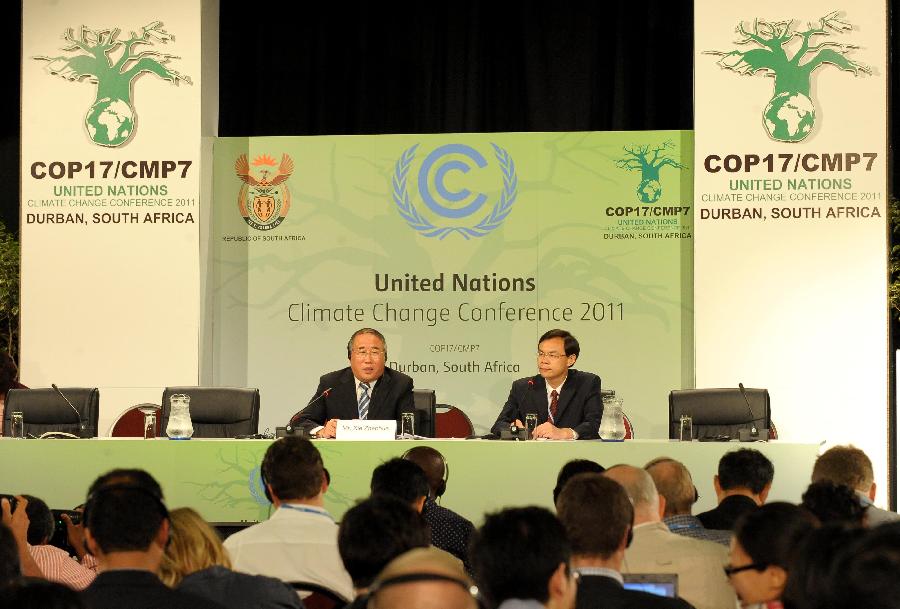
[138,406,158,440]
[524,414,538,439]
[679,415,693,441]
[10,411,24,439]
[400,412,416,437]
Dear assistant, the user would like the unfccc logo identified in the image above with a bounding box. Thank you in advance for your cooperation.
[392,143,518,239]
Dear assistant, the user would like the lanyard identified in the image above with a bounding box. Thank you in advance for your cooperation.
[279,504,334,522]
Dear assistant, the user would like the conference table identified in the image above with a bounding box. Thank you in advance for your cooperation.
[0,438,820,524]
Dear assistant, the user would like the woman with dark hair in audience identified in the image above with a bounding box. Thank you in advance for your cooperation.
[799,480,867,526]
[159,507,302,609]
[781,523,859,609]
[827,522,900,609]
[725,502,817,609]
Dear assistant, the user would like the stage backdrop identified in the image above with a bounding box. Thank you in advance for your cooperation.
[20,0,218,434]
[694,3,889,501]
[207,132,694,436]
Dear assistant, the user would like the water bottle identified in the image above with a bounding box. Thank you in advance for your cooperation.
[599,396,626,441]
[165,394,194,440]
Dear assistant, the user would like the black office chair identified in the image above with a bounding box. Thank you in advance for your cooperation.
[668,388,771,441]
[158,387,260,438]
[413,389,436,437]
[4,387,99,438]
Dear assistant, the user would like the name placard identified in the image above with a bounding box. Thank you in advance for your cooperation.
[336,420,397,441]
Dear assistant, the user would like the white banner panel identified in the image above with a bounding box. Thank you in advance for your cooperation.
[21,0,217,434]
[695,4,889,501]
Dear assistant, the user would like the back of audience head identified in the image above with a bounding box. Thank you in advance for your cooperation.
[716,448,774,502]
[781,523,860,609]
[811,444,875,498]
[338,494,430,592]
[23,495,54,546]
[159,507,231,587]
[469,506,575,609]
[403,446,448,499]
[828,522,900,609]
[84,468,168,556]
[603,464,662,522]
[0,579,86,609]
[368,547,476,609]
[644,457,697,517]
[552,459,605,506]
[261,436,326,503]
[556,473,633,562]
[370,458,430,512]
[0,523,20,588]
[800,480,866,526]
[727,502,817,606]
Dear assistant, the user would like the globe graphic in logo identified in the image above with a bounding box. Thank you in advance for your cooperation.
[636,178,662,203]
[85,98,135,147]
[763,92,816,143]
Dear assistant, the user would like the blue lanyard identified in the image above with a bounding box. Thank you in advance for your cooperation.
[279,504,334,522]
[667,522,701,531]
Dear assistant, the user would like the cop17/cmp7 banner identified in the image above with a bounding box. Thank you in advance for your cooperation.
[694,4,887,492]
[209,132,694,436]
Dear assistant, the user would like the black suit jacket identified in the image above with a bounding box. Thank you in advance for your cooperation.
[82,570,227,609]
[490,369,602,439]
[696,495,758,531]
[576,574,695,609]
[293,366,414,433]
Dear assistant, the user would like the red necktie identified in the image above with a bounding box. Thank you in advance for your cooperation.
[550,389,559,423]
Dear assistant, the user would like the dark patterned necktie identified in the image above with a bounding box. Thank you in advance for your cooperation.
[358,382,370,419]
[550,389,559,423]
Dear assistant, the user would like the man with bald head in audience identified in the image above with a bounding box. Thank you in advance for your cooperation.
[367,547,476,609]
[403,446,475,569]
[644,458,730,546]
[603,465,734,609]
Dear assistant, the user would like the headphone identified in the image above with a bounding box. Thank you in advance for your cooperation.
[365,572,476,606]
[402,448,450,498]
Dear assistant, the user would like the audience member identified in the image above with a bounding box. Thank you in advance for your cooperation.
[556,473,694,609]
[725,503,816,609]
[827,521,900,609]
[159,507,301,609]
[0,579,87,609]
[811,445,899,526]
[603,465,734,609]
[799,480,866,526]
[644,458,731,546]
[224,437,354,601]
[80,468,226,609]
[552,459,605,506]
[337,494,430,600]
[696,449,774,531]
[470,506,577,609]
[23,495,96,590]
[367,547,477,609]
[370,457,430,513]
[781,524,859,609]
[403,446,475,570]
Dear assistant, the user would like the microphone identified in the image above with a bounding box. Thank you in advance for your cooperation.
[738,383,759,438]
[286,387,332,433]
[51,384,89,438]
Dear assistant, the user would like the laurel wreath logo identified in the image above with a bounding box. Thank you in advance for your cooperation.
[391,143,518,239]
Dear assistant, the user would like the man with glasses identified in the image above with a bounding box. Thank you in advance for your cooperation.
[293,327,415,438]
[490,329,601,440]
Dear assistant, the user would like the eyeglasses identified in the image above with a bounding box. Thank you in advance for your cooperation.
[536,351,569,360]
[351,348,384,358]
[723,562,768,577]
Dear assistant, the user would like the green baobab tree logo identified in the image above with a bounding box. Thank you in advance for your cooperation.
[615,141,686,204]
[707,11,870,143]
[34,22,192,147]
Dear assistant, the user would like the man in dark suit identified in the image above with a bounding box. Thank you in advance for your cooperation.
[292,327,414,438]
[80,469,224,609]
[490,329,601,440]
[696,448,773,531]
[557,473,695,609]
